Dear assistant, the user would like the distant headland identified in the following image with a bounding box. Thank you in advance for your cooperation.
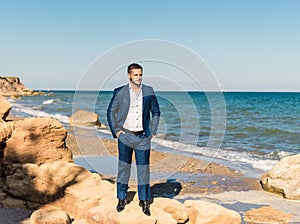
[0,76,43,97]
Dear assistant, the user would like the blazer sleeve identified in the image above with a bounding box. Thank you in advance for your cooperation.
[150,88,161,135]
[107,89,120,138]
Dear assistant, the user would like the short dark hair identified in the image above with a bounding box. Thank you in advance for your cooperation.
[127,63,143,74]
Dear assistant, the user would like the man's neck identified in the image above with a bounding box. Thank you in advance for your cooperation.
[129,82,141,91]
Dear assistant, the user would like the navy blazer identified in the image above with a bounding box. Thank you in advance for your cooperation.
[107,84,160,138]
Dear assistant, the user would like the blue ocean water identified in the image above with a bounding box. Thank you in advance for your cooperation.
[8,91,300,177]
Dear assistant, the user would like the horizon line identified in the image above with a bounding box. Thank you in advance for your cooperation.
[36,89,300,93]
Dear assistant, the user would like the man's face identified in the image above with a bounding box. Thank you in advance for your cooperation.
[128,68,143,86]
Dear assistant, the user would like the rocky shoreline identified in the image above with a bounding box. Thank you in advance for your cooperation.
[0,99,243,223]
[1,77,300,223]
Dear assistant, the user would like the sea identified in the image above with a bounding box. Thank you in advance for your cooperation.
[7,91,300,179]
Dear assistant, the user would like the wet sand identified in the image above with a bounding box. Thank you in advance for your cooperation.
[66,126,261,195]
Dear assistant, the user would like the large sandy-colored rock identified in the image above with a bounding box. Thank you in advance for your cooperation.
[3,117,73,165]
[152,197,188,223]
[95,179,116,199]
[85,205,121,224]
[55,168,106,219]
[5,161,106,214]
[69,110,105,127]
[0,97,11,121]
[5,161,83,204]
[97,196,158,224]
[86,195,177,224]
[184,200,241,224]
[30,209,72,224]
[152,206,177,224]
[72,219,90,224]
[3,158,117,220]
[261,153,300,200]
[244,206,295,223]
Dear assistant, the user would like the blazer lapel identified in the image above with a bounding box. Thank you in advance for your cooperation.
[123,84,130,113]
[142,84,146,113]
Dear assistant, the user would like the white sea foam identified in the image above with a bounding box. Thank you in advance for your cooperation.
[96,129,279,173]
[276,150,294,159]
[99,129,113,135]
[238,157,277,171]
[12,103,69,123]
[151,137,279,172]
[43,99,55,104]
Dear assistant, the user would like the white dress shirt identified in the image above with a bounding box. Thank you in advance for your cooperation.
[123,85,143,131]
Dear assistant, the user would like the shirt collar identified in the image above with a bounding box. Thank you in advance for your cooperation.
[128,83,142,90]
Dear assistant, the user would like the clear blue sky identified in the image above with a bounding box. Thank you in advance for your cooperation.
[0,0,299,91]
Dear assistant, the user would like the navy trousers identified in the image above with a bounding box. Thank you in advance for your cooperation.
[117,131,151,201]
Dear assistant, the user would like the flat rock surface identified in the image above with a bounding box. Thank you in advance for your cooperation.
[175,190,300,223]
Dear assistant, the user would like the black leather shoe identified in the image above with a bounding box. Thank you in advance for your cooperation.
[116,199,126,212]
[139,200,151,216]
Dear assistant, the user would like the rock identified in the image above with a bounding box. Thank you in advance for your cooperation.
[0,191,7,200]
[1,196,26,209]
[152,197,188,223]
[152,206,177,224]
[3,117,73,165]
[0,177,5,189]
[72,219,90,224]
[0,97,12,121]
[0,76,43,97]
[244,206,295,223]
[25,201,43,210]
[85,205,120,224]
[261,153,300,200]
[56,168,105,219]
[96,179,116,199]
[183,200,241,224]
[85,195,182,224]
[69,110,105,127]
[30,209,72,224]
[5,162,66,204]
[0,122,15,153]
[87,195,159,224]
[5,161,104,211]
[5,111,24,121]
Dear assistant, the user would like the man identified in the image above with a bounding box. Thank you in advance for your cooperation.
[107,63,160,216]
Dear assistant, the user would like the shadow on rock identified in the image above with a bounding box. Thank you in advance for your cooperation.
[151,179,182,198]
